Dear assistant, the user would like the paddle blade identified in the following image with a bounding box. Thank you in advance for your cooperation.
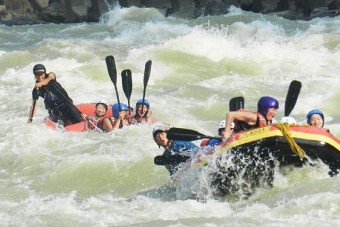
[154,155,190,166]
[167,127,208,141]
[143,60,152,88]
[285,80,302,116]
[229,96,244,111]
[105,55,117,85]
[121,69,132,100]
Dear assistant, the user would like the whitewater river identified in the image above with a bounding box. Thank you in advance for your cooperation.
[1,5,340,226]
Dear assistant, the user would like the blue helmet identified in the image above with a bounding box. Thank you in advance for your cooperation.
[136,99,150,109]
[257,96,279,116]
[306,109,324,126]
[112,103,129,118]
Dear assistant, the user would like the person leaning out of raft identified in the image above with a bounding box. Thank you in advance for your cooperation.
[306,109,330,132]
[152,125,199,176]
[222,96,279,139]
[83,100,113,132]
[28,64,83,125]
[131,99,156,125]
[112,103,132,129]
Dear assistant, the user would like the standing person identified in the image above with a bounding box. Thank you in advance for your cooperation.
[306,109,329,132]
[83,100,113,132]
[27,64,82,125]
[222,96,279,139]
[152,126,199,176]
[112,103,131,129]
[132,99,156,125]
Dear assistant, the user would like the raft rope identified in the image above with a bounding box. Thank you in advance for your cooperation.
[275,123,306,159]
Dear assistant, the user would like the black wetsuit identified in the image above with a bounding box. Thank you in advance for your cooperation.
[32,79,82,125]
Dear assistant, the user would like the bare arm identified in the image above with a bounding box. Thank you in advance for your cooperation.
[223,111,258,138]
[35,72,56,89]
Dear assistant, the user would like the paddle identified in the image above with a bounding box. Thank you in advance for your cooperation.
[167,127,221,141]
[284,80,302,116]
[28,99,37,123]
[106,55,121,110]
[229,96,244,111]
[121,69,132,115]
[48,81,83,114]
[154,155,190,166]
[141,60,152,109]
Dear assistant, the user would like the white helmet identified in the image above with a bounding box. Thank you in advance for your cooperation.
[218,120,234,130]
[219,120,226,129]
[96,100,108,110]
[280,116,297,124]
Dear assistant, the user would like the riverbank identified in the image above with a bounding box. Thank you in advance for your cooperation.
[1,0,340,25]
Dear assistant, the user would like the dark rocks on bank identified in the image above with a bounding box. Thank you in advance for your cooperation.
[0,0,339,25]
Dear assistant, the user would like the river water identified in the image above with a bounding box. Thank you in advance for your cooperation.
[1,5,340,226]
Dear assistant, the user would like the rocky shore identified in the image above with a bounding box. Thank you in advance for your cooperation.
[1,0,339,25]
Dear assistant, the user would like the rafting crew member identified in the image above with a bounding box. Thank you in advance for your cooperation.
[28,64,83,125]
[153,125,199,176]
[200,120,235,147]
[83,100,113,132]
[306,109,330,132]
[112,103,132,129]
[222,96,279,139]
[131,99,156,125]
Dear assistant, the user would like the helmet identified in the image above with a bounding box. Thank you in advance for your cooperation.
[280,116,297,124]
[306,109,324,125]
[218,120,234,135]
[136,99,150,109]
[218,120,225,129]
[152,125,167,138]
[112,103,129,118]
[96,100,108,111]
[33,64,46,74]
[257,96,279,116]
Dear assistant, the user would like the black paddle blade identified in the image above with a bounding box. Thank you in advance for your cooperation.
[229,96,244,111]
[285,80,302,116]
[121,69,132,100]
[105,55,117,85]
[143,60,152,88]
[154,155,190,166]
[167,127,208,141]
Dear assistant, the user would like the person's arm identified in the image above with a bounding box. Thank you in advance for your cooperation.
[113,112,125,129]
[35,72,56,89]
[223,111,258,138]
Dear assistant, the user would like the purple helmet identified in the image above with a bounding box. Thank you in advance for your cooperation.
[306,109,324,126]
[257,96,279,116]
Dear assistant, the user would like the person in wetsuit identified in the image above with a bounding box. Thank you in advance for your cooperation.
[27,64,82,126]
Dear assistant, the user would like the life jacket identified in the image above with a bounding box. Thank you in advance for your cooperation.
[233,109,268,133]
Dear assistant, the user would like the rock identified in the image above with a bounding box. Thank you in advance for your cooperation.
[0,0,340,25]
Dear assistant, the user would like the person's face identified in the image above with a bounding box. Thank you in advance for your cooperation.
[34,72,45,82]
[266,107,277,121]
[95,104,107,117]
[309,114,323,128]
[154,131,168,147]
[137,104,148,116]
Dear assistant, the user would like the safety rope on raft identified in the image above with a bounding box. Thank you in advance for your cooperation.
[275,123,306,159]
